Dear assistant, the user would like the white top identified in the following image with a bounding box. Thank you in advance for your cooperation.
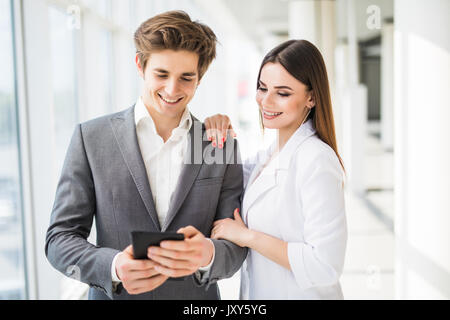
[240,119,347,300]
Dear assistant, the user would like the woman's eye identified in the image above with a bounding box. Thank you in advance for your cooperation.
[258,87,267,92]
[181,77,193,82]
[278,92,291,97]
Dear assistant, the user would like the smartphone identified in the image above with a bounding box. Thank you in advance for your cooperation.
[130,231,185,260]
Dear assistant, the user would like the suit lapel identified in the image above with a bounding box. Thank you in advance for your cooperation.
[110,106,161,230]
[161,118,205,231]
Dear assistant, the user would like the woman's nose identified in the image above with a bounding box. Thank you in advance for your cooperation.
[261,92,274,107]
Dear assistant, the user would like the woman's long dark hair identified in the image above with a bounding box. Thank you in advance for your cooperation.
[257,39,345,171]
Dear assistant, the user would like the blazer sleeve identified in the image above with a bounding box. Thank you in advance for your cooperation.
[45,124,121,299]
[194,137,248,288]
[287,149,347,290]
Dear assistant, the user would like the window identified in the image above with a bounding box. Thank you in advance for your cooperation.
[82,0,112,19]
[48,5,79,176]
[0,0,27,300]
[98,29,114,114]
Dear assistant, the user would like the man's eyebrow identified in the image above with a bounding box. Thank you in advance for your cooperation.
[153,68,197,77]
[153,68,169,73]
[259,80,293,90]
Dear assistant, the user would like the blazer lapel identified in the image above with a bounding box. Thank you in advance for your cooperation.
[161,117,205,231]
[242,169,277,223]
[242,119,317,221]
[110,106,161,231]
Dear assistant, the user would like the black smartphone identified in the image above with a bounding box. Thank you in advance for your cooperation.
[130,231,185,260]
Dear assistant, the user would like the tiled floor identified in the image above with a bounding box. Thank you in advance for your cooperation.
[340,190,394,299]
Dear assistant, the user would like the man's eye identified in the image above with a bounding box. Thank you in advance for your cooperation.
[181,77,193,82]
[156,74,167,78]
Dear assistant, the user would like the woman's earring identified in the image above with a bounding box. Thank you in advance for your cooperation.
[301,108,311,126]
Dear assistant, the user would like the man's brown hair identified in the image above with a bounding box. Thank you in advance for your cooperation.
[134,10,217,80]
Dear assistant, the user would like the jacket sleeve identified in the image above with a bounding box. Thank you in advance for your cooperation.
[45,124,120,299]
[287,150,347,289]
[194,137,247,288]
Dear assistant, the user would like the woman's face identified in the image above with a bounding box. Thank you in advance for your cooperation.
[256,62,314,131]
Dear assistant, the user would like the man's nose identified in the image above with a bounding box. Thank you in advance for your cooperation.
[165,78,179,96]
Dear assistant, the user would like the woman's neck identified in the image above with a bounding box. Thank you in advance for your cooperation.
[277,110,310,150]
[277,127,296,151]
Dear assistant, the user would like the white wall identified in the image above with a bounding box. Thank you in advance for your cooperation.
[394,0,450,299]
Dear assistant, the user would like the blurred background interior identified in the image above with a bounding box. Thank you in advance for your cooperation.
[0,0,449,299]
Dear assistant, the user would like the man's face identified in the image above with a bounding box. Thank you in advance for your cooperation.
[137,49,200,120]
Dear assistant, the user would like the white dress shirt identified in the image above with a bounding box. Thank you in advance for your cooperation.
[240,119,347,299]
[134,96,192,227]
[111,97,214,283]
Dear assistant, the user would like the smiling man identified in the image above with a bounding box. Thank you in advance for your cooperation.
[45,10,246,300]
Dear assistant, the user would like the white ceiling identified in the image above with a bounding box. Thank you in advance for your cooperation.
[218,0,393,47]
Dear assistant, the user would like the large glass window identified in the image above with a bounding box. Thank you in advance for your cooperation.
[48,6,79,178]
[0,0,27,300]
[82,0,112,19]
[98,29,114,114]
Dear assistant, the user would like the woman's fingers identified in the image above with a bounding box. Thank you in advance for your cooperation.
[204,115,236,149]
[233,208,242,219]
[204,117,213,141]
[220,115,234,145]
[210,119,219,148]
[210,226,220,239]
[229,125,237,139]
[212,218,227,227]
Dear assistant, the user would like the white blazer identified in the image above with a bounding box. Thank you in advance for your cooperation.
[240,119,347,300]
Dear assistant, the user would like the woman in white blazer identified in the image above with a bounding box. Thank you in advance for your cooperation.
[205,39,347,299]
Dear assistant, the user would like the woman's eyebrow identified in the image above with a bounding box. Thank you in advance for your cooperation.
[259,80,293,91]
[274,85,293,90]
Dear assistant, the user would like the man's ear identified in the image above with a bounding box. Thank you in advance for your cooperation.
[135,54,144,78]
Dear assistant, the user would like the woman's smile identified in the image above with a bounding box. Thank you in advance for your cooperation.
[262,109,283,120]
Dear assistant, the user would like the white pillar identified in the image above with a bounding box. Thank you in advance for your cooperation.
[288,0,318,45]
[288,0,339,141]
[394,0,450,299]
[318,1,337,98]
[380,22,394,150]
[342,84,368,196]
[339,0,367,195]
[334,43,348,153]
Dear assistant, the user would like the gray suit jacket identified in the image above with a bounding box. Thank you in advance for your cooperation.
[45,105,247,300]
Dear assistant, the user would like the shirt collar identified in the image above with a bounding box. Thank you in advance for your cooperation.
[134,96,192,138]
[263,119,316,171]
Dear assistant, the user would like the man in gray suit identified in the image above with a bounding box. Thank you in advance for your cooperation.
[45,10,246,300]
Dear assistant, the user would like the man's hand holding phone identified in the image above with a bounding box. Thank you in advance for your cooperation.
[147,226,214,278]
[115,245,169,295]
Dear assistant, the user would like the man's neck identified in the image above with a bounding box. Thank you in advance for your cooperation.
[142,99,184,143]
